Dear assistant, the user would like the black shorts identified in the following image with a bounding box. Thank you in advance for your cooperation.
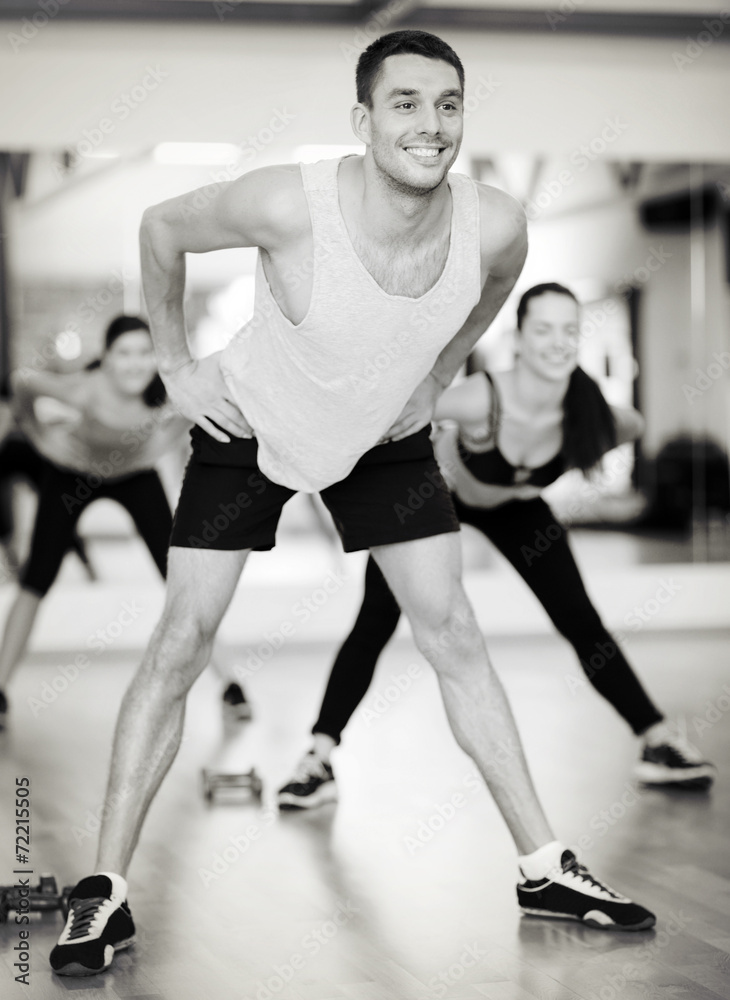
[170,425,459,553]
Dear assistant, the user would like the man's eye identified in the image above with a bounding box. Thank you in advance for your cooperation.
[441,103,459,111]
[397,102,415,110]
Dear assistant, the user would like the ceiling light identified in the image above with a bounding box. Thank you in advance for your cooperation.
[294,144,364,163]
[153,143,242,166]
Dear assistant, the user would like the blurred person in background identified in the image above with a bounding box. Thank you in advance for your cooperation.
[278,283,716,809]
[0,315,249,728]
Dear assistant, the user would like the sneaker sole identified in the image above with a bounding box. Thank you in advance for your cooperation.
[520,907,655,932]
[278,785,338,811]
[635,762,715,788]
[52,936,135,977]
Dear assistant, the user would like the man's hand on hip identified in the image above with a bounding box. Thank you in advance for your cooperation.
[383,373,442,442]
[162,352,253,443]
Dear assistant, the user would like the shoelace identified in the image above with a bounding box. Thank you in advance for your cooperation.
[66,896,106,941]
[562,857,620,899]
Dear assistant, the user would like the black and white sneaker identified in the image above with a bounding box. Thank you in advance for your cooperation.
[517,850,656,931]
[222,682,252,721]
[636,734,715,789]
[277,750,337,811]
[50,873,135,976]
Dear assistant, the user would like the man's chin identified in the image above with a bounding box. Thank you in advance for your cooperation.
[388,165,449,196]
[372,153,450,195]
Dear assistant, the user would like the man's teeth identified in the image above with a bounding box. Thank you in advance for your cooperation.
[406,147,440,157]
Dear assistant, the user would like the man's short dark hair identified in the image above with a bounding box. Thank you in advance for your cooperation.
[356,30,465,108]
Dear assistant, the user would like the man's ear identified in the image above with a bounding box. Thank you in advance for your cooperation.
[350,103,371,146]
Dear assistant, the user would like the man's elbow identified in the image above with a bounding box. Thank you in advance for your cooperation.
[140,203,175,250]
[141,203,161,233]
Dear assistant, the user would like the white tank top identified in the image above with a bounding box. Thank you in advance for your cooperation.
[220,156,482,492]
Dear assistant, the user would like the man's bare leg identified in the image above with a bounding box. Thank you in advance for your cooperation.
[371,531,552,855]
[95,546,250,876]
[372,531,655,930]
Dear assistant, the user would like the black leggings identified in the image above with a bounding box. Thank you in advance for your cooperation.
[20,461,172,596]
[0,434,53,538]
[312,496,663,742]
[0,434,91,568]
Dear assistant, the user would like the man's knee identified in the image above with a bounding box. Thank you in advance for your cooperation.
[140,612,217,692]
[158,611,218,656]
[410,597,482,665]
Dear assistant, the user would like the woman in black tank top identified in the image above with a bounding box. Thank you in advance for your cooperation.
[276,283,715,809]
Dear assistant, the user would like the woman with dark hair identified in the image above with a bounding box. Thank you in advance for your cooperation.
[278,283,715,808]
[0,316,248,725]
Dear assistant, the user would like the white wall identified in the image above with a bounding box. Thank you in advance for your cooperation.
[2,19,730,283]
[1,20,729,157]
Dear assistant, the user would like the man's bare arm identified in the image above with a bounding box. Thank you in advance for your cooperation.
[431,199,526,389]
[140,164,305,442]
[387,188,527,441]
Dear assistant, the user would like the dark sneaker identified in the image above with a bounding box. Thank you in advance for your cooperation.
[0,689,7,729]
[517,850,656,931]
[277,750,337,811]
[222,682,252,721]
[635,735,715,789]
[50,873,135,976]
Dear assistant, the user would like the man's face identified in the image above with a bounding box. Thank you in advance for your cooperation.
[363,53,463,194]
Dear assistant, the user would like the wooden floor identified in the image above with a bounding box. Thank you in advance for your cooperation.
[1,628,729,1000]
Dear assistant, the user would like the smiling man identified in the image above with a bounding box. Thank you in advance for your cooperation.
[50,30,655,978]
